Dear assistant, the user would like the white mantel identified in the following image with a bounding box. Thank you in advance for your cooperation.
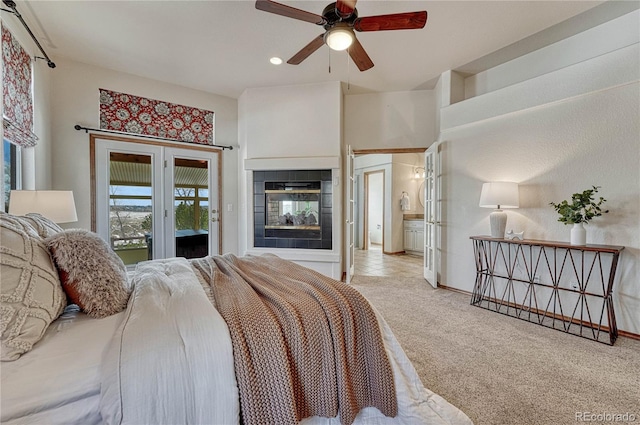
[244,156,340,171]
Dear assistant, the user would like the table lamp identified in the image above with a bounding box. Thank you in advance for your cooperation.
[8,190,78,223]
[479,182,519,238]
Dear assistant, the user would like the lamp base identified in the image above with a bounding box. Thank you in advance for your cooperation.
[489,209,507,239]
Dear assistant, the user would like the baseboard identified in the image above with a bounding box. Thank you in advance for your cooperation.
[437,284,640,341]
[383,250,406,255]
[437,283,472,295]
[619,330,640,340]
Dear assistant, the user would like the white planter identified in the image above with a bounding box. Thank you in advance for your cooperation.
[570,223,587,245]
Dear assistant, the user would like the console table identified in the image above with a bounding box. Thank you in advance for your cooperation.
[470,236,624,345]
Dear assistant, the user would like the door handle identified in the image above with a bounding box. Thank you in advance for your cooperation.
[211,217,218,222]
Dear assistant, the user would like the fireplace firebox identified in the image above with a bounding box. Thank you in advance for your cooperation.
[253,170,332,249]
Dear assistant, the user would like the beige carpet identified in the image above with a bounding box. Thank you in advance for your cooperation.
[351,275,640,425]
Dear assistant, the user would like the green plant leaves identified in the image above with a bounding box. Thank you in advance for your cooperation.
[549,186,609,225]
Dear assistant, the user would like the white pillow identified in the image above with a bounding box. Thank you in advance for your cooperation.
[0,213,66,361]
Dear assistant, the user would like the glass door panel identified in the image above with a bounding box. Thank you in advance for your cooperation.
[108,152,154,266]
[166,149,219,259]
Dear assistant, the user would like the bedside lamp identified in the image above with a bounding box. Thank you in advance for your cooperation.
[8,190,78,223]
[479,182,519,238]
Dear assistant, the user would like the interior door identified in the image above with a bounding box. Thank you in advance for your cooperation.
[423,142,440,288]
[164,148,220,258]
[345,145,355,283]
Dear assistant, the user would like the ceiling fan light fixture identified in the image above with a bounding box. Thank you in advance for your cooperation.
[270,57,283,65]
[325,27,354,51]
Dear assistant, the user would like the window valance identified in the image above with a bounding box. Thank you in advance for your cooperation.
[2,23,37,148]
[99,89,215,145]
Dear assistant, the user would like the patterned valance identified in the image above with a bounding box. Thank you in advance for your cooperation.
[2,23,38,148]
[99,89,215,145]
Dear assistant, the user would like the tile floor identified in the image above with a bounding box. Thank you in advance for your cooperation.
[353,244,424,278]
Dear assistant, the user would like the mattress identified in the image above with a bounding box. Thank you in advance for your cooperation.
[0,306,124,425]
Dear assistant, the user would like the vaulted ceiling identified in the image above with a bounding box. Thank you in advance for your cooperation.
[9,1,610,98]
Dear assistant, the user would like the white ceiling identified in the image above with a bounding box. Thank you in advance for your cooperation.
[9,1,611,99]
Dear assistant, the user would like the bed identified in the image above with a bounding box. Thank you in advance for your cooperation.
[0,212,472,425]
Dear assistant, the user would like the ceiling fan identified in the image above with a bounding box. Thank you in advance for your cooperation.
[255,0,428,71]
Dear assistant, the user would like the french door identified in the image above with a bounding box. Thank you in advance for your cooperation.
[345,145,355,283]
[94,137,220,266]
[423,142,440,288]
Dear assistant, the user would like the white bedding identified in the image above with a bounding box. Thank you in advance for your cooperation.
[100,257,239,425]
[101,258,472,425]
[1,257,472,425]
[0,306,124,425]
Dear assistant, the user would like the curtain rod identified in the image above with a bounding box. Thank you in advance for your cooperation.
[74,125,234,150]
[1,0,56,69]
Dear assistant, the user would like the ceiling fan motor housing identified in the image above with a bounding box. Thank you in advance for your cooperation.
[322,2,358,30]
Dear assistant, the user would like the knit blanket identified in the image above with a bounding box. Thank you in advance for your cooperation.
[191,253,398,425]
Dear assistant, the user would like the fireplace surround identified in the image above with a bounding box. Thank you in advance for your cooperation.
[253,170,332,249]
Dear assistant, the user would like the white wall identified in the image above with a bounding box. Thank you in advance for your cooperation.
[0,17,53,192]
[354,155,389,251]
[344,90,437,150]
[392,153,425,218]
[49,58,239,254]
[438,10,640,334]
[465,9,640,99]
[367,172,383,245]
[240,81,342,159]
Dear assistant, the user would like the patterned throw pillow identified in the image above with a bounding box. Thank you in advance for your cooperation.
[45,229,131,318]
[21,213,64,238]
[0,213,67,361]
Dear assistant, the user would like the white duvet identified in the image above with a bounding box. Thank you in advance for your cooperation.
[0,306,123,425]
[100,258,473,425]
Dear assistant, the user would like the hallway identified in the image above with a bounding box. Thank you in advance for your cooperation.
[353,245,423,278]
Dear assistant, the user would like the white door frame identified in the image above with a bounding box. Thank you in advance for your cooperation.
[93,135,222,263]
[423,142,441,288]
[345,145,355,283]
[164,147,220,258]
[94,139,165,260]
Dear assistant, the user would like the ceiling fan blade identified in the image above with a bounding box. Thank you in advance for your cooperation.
[336,0,357,18]
[354,11,427,32]
[348,36,374,71]
[255,0,326,25]
[287,34,325,65]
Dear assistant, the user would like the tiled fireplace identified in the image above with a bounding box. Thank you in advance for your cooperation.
[253,169,332,249]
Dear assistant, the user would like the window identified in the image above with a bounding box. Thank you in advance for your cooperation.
[3,139,21,212]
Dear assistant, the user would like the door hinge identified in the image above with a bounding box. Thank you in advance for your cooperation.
[164,160,167,168]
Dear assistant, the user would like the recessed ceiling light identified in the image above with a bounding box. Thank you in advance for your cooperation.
[270,57,283,65]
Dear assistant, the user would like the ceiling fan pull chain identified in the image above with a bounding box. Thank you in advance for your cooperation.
[328,47,332,74]
[347,47,351,90]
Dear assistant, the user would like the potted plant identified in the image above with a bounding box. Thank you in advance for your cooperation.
[549,186,609,245]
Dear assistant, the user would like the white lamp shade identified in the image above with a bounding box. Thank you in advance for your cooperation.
[9,190,78,223]
[325,27,354,51]
[479,182,519,209]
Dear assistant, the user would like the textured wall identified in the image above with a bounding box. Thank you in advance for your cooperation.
[440,53,640,334]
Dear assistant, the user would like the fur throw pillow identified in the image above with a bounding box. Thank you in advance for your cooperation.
[45,229,131,318]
